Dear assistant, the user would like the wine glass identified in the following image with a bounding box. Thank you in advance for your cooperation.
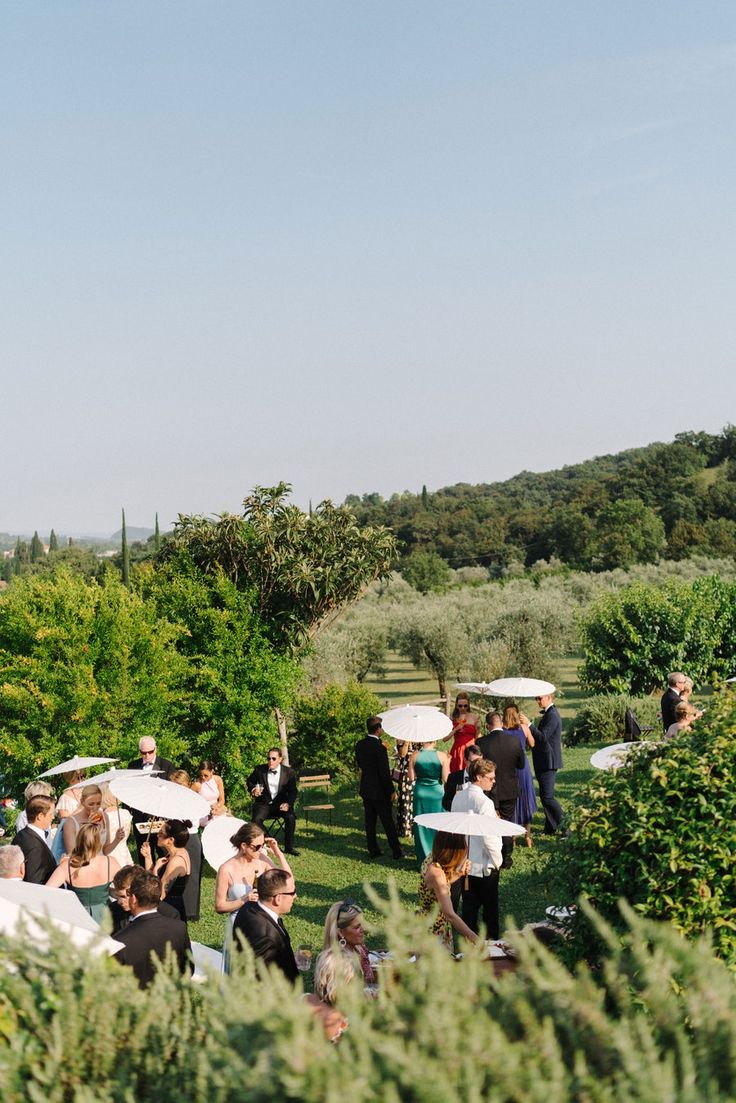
[294,945,313,973]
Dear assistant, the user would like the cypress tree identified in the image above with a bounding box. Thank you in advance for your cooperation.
[30,531,44,562]
[1,557,12,583]
[121,509,131,587]
[421,484,429,509]
[154,513,161,554]
[68,537,74,547]
[49,529,59,553]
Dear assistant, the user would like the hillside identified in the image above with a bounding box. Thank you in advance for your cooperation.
[345,427,736,573]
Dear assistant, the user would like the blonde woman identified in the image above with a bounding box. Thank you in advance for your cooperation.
[62,785,125,858]
[47,823,120,922]
[313,901,377,1005]
[100,783,134,867]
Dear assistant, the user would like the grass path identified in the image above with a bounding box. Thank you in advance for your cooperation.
[190,744,596,958]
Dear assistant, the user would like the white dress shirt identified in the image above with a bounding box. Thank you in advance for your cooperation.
[450,784,503,875]
[266,766,281,801]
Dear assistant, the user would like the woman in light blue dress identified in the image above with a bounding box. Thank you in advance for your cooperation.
[409,742,449,864]
[214,821,292,973]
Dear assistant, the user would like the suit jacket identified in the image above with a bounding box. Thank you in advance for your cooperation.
[529,707,563,773]
[476,731,525,802]
[125,755,176,827]
[232,901,298,981]
[246,765,298,811]
[660,688,681,731]
[13,826,57,884]
[113,911,192,988]
[354,736,393,802]
[108,899,181,936]
[443,767,468,811]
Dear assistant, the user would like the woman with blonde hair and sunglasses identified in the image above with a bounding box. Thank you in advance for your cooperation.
[313,901,378,1004]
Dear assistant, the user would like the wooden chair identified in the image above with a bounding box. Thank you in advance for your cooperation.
[300,773,335,827]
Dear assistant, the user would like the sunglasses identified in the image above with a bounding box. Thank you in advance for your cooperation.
[277,890,297,897]
[338,899,360,915]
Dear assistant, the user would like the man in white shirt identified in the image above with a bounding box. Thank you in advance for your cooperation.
[13,795,57,884]
[247,749,299,855]
[451,758,503,939]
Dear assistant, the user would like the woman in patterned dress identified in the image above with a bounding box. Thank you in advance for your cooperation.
[417,831,477,951]
[394,741,415,838]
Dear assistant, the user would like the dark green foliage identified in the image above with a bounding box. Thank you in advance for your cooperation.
[154,512,161,553]
[579,575,736,693]
[121,509,130,587]
[565,694,661,747]
[29,531,44,562]
[564,689,736,965]
[48,529,59,553]
[345,426,736,571]
[141,560,301,802]
[0,559,11,584]
[401,549,451,592]
[161,483,397,652]
[2,898,736,1102]
[289,681,381,778]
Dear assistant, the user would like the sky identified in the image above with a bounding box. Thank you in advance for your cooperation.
[1,2,735,536]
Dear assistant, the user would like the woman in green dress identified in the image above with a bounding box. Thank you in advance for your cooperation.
[409,741,449,864]
[47,822,120,923]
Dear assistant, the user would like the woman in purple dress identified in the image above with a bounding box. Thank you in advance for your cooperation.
[502,704,537,847]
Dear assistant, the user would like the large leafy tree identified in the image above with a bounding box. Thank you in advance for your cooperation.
[0,568,187,793]
[160,483,397,651]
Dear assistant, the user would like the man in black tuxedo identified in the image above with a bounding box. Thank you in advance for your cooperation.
[477,713,525,868]
[13,795,57,884]
[521,694,564,835]
[232,867,299,981]
[661,672,686,731]
[355,716,405,860]
[113,870,191,988]
[442,743,483,810]
[247,748,299,855]
[108,864,182,934]
[127,737,176,862]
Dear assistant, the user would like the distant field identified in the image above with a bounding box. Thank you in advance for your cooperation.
[363,650,584,722]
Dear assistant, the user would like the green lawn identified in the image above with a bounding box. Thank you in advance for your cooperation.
[190,744,596,963]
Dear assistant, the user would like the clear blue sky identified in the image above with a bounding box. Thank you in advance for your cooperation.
[2,2,734,535]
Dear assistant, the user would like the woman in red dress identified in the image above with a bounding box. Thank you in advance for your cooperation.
[446,691,479,773]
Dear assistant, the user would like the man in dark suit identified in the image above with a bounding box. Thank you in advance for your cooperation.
[443,743,482,810]
[232,867,299,981]
[113,870,191,987]
[477,713,525,868]
[108,864,182,934]
[247,748,299,855]
[661,672,686,731]
[127,737,176,862]
[13,795,57,884]
[354,716,405,860]
[521,694,564,835]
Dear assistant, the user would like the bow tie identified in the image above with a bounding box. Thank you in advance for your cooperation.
[269,769,278,775]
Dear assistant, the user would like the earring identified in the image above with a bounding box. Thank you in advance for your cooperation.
[338,935,347,948]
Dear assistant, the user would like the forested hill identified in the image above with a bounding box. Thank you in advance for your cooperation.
[344,427,736,573]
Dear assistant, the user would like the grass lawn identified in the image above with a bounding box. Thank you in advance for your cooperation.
[190,744,596,968]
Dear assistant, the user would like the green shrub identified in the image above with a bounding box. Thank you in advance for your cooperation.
[289,681,382,778]
[3,895,736,1101]
[564,688,736,965]
[565,694,661,747]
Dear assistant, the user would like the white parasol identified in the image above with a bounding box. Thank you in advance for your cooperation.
[454,682,498,696]
[109,776,210,823]
[589,742,654,771]
[414,810,526,838]
[482,678,556,698]
[379,705,453,743]
[0,880,123,956]
[202,815,245,871]
[38,755,118,779]
[82,767,160,787]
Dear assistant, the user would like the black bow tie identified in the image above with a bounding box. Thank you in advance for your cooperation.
[269,768,278,774]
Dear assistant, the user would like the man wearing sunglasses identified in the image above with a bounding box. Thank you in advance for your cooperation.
[232,867,299,981]
[247,748,299,855]
[127,737,176,863]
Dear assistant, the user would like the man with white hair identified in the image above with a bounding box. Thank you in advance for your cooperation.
[127,737,175,861]
[0,845,25,879]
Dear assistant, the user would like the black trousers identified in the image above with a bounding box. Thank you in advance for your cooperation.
[536,769,563,834]
[462,871,500,939]
[497,797,517,864]
[362,796,402,857]
[252,802,296,851]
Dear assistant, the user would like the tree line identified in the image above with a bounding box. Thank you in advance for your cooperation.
[344,426,736,574]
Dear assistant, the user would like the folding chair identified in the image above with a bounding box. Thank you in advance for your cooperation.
[300,773,335,827]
